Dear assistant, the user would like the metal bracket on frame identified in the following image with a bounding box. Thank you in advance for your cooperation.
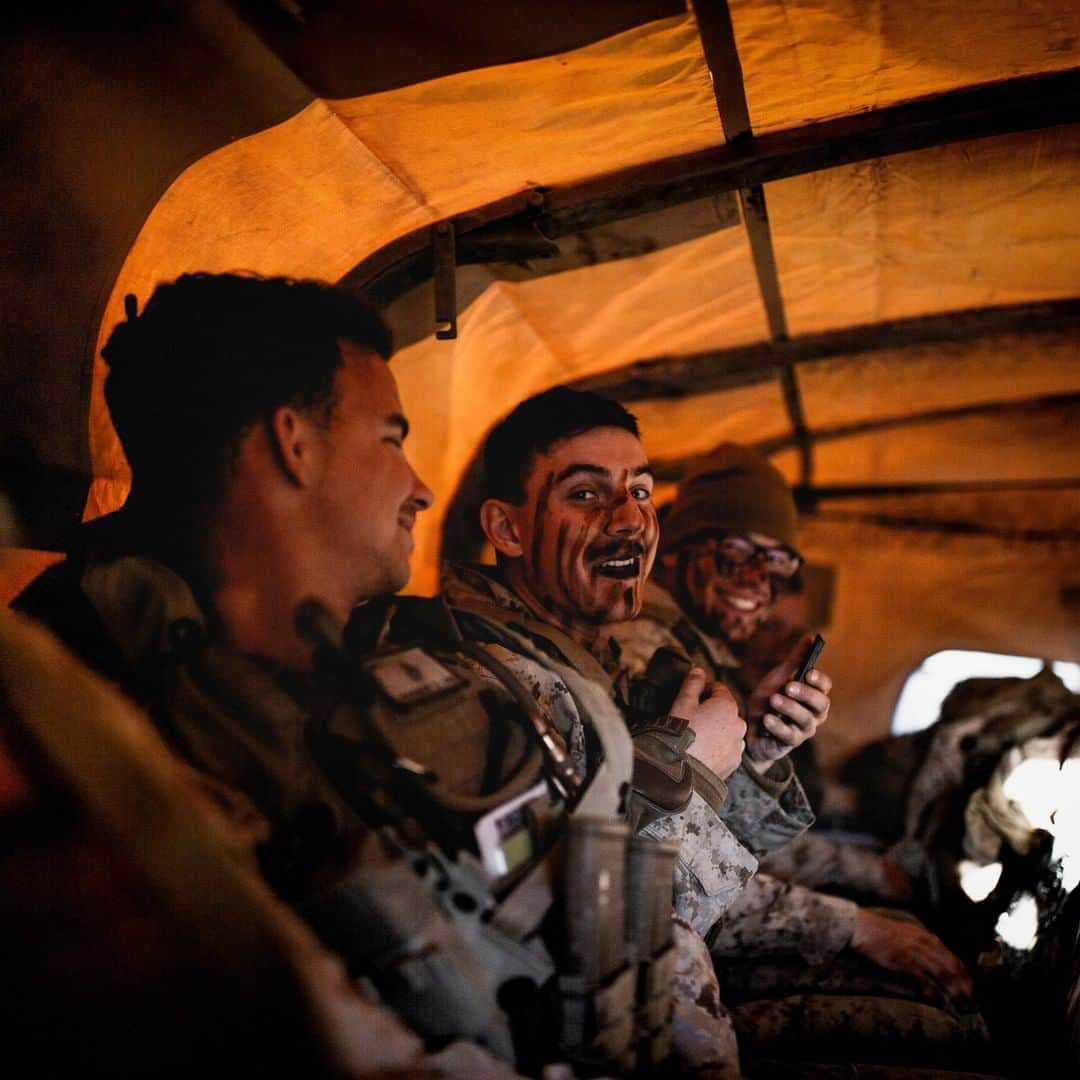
[433,220,457,340]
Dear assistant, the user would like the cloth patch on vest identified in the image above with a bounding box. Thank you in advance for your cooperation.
[364,647,465,707]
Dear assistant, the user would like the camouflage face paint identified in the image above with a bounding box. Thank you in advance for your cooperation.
[528,471,555,583]
[507,428,659,639]
[678,536,775,644]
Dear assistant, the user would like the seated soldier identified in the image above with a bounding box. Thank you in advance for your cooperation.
[441,388,757,934]
[0,486,514,1078]
[444,395,988,1074]
[12,274,719,1077]
[619,442,913,901]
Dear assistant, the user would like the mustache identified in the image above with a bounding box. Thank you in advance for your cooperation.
[585,539,647,562]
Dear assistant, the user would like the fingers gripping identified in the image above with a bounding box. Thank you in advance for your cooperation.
[670,667,707,719]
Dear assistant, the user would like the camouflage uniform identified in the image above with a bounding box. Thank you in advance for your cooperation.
[0,604,525,1079]
[442,562,747,1075]
[614,580,897,897]
[15,553,634,1074]
[608,582,997,1072]
[609,580,859,952]
[443,563,762,937]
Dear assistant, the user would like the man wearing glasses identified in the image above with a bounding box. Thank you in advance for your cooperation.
[610,443,975,1024]
[614,444,832,800]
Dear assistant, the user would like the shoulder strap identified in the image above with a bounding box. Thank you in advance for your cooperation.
[449,602,632,815]
[449,591,614,694]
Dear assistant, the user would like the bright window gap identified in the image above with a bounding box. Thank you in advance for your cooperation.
[891,650,1080,736]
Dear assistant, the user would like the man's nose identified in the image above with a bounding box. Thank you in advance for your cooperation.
[731,554,769,585]
[410,464,435,511]
[606,493,644,535]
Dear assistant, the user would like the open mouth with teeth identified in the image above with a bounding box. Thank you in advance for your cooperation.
[594,556,642,580]
[724,594,762,612]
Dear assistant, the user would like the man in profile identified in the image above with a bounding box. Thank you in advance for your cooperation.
[13,274,635,1074]
[1,373,518,1078]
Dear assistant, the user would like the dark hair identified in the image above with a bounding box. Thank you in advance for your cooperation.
[482,386,639,503]
[102,272,391,535]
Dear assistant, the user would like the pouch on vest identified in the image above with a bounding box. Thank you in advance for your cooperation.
[300,597,562,883]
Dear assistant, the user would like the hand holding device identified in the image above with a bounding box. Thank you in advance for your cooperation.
[776,633,825,724]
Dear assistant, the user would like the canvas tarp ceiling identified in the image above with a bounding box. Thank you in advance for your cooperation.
[2,1,1079,752]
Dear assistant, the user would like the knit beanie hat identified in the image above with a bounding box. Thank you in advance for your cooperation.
[660,443,798,554]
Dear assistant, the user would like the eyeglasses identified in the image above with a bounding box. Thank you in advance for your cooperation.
[711,534,802,579]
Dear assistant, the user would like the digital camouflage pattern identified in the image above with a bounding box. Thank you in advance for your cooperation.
[760,831,900,900]
[608,578,1002,1072]
[643,789,758,936]
[670,919,742,1078]
[721,756,814,856]
[22,553,637,1070]
[441,562,747,1075]
[710,873,856,968]
[730,991,991,1074]
[442,563,764,934]
[447,557,777,928]
[608,581,870,959]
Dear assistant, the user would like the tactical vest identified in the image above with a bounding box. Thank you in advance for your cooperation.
[340,590,684,1071]
[75,556,670,1074]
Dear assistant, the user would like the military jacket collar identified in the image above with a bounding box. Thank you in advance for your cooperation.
[441,562,620,687]
[638,580,741,673]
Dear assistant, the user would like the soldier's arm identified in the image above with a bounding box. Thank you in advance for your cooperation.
[709,872,857,967]
[759,831,914,904]
[640,792,758,937]
[720,754,815,856]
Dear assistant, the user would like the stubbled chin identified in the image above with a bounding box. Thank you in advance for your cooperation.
[717,606,767,642]
[587,576,643,621]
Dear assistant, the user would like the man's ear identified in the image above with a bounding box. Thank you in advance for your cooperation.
[479,498,524,559]
[268,405,320,487]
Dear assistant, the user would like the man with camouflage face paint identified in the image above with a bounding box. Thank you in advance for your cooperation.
[447,407,982,1071]
[616,444,919,896]
[484,419,660,632]
[444,388,752,854]
[443,387,760,1076]
[653,444,833,769]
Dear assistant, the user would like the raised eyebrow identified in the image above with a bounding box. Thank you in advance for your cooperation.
[554,463,654,485]
[554,463,611,485]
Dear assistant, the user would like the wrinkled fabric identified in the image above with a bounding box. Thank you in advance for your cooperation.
[610,585,740,686]
[443,563,760,933]
[0,602,531,1080]
[760,831,893,899]
[643,791,758,936]
[710,874,856,967]
[442,562,745,1075]
[611,583,815,856]
[669,919,742,1077]
[30,555,603,1067]
[730,993,991,1073]
[459,640,589,776]
[722,756,814,857]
